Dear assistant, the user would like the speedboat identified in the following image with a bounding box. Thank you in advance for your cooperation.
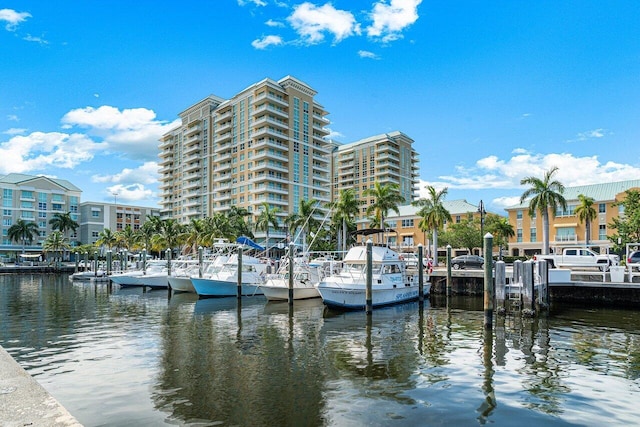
[191,252,267,298]
[260,256,332,301]
[317,244,429,310]
[110,260,167,288]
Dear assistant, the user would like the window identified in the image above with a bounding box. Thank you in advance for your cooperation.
[92,211,100,218]
[52,203,63,211]
[599,224,607,240]
[517,228,523,243]
[92,231,99,238]
[530,228,537,242]
[2,219,11,226]
[455,215,461,223]
[21,190,33,199]
[401,219,414,227]
[599,203,606,213]
[516,210,523,219]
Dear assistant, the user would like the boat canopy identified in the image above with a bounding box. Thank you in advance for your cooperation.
[343,245,400,263]
[236,236,265,251]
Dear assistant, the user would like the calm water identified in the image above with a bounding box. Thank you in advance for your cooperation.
[1,274,640,426]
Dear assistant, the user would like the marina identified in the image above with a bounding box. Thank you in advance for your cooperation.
[2,273,640,425]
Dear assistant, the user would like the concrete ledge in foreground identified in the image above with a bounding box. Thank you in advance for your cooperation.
[0,345,82,427]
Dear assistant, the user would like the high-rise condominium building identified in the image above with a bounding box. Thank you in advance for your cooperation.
[159,76,331,245]
[333,131,419,221]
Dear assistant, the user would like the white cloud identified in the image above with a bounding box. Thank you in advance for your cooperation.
[23,34,48,44]
[252,35,284,49]
[61,105,180,161]
[7,114,19,122]
[0,131,104,174]
[105,184,155,203]
[288,2,361,44]
[431,150,640,191]
[367,0,422,42]
[92,162,159,185]
[492,196,522,209]
[0,8,31,31]
[265,19,285,27]
[358,50,380,59]
[3,128,27,135]
[569,128,607,142]
[238,0,267,6]
[325,128,344,140]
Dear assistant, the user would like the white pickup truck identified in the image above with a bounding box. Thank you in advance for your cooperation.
[534,248,619,271]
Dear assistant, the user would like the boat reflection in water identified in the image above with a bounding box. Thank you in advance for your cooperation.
[3,274,640,426]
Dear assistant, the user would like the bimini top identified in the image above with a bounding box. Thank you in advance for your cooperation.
[344,245,400,263]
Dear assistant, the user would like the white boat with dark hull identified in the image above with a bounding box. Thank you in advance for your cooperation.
[109,260,167,288]
[317,244,429,310]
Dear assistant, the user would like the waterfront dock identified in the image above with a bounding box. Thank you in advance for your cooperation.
[0,345,81,427]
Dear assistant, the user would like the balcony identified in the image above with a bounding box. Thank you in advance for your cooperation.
[183,180,201,191]
[185,133,200,145]
[183,162,200,173]
[185,125,200,137]
[217,131,232,143]
[216,121,232,133]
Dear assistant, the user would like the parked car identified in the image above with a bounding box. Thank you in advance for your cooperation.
[627,251,640,272]
[450,255,484,270]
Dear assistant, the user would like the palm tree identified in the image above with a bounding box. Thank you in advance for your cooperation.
[182,218,208,255]
[288,199,320,251]
[520,166,567,255]
[49,211,79,260]
[363,182,405,244]
[203,213,235,243]
[42,231,70,267]
[254,202,281,259]
[228,206,253,239]
[413,185,451,266]
[96,228,118,251]
[333,189,360,253]
[575,194,597,246]
[486,215,515,259]
[8,219,39,254]
[150,219,184,253]
[115,225,137,251]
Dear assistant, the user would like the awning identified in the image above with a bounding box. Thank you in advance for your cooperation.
[236,236,265,251]
[352,228,396,236]
[553,223,577,228]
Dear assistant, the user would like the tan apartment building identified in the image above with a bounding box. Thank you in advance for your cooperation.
[506,179,640,256]
[159,76,331,247]
[355,199,482,254]
[333,131,419,222]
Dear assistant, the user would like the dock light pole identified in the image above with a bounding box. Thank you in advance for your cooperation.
[478,200,486,243]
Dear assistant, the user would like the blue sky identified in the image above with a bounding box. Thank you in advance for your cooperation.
[1,1,639,214]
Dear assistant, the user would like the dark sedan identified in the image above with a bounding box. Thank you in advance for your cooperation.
[451,255,484,270]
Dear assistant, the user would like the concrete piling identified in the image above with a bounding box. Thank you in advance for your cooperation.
[366,239,373,314]
[483,233,494,329]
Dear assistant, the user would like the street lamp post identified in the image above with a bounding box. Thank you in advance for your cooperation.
[478,200,486,250]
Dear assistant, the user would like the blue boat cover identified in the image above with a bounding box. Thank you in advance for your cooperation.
[236,236,265,251]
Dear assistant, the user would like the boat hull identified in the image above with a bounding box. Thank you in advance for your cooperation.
[168,276,195,293]
[317,284,428,310]
[137,275,169,289]
[260,283,320,301]
[191,278,264,297]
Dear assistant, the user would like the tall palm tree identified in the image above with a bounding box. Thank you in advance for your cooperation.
[575,194,597,246]
[8,219,39,254]
[333,189,360,253]
[486,215,515,259]
[363,182,404,244]
[520,166,567,255]
[96,228,118,251]
[42,231,70,267]
[49,211,79,247]
[204,213,235,243]
[182,218,208,255]
[150,219,184,253]
[413,185,451,266]
[115,224,137,251]
[228,206,253,239]
[254,202,281,259]
[290,199,320,251]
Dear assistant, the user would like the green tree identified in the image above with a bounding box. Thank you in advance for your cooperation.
[413,186,451,266]
[204,213,235,243]
[182,218,208,255]
[609,189,640,253]
[49,212,79,246]
[96,228,118,250]
[255,202,281,259]
[150,219,184,253]
[42,231,70,266]
[439,218,479,254]
[520,166,567,255]
[363,182,404,244]
[8,219,39,254]
[228,206,254,240]
[287,199,320,251]
[115,225,137,251]
[485,214,515,259]
[575,194,597,246]
[333,188,360,253]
